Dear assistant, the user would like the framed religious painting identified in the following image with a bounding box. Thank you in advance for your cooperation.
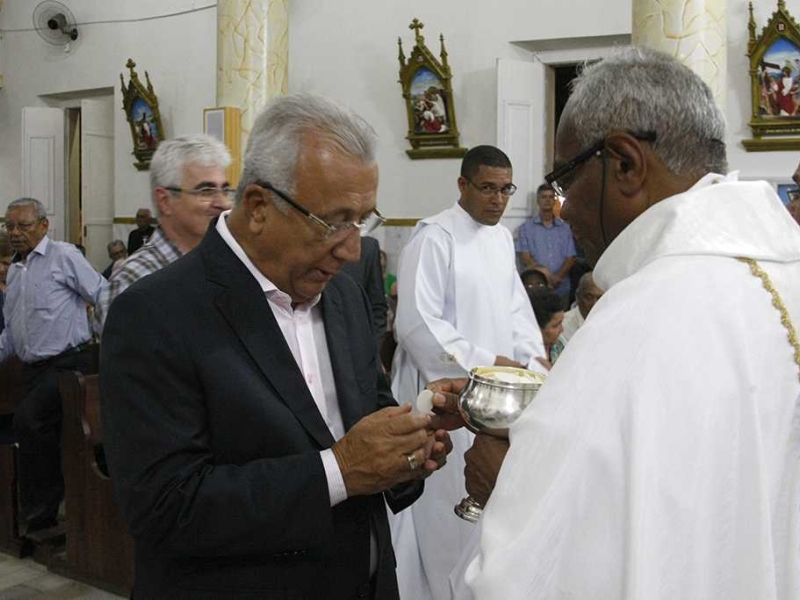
[397,18,466,159]
[744,1,800,151]
[120,58,165,170]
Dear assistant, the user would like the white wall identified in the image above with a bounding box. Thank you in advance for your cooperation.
[0,0,217,218]
[1,0,797,224]
[289,0,800,223]
[288,0,632,221]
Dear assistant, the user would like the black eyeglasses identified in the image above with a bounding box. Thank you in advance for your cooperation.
[165,186,235,199]
[255,181,386,242]
[545,131,657,200]
[465,178,517,197]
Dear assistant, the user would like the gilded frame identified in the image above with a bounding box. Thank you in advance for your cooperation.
[744,1,800,151]
[397,19,466,159]
[120,58,165,170]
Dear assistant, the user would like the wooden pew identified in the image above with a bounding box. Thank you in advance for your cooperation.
[55,370,134,595]
[0,357,24,556]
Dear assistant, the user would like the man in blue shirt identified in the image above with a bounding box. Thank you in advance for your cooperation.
[0,197,106,534]
[516,183,577,302]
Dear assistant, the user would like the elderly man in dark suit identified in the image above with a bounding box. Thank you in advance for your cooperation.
[101,94,452,600]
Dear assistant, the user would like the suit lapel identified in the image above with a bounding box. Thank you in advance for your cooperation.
[321,283,363,432]
[202,225,335,449]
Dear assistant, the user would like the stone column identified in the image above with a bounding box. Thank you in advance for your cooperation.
[632,0,726,107]
[217,0,288,150]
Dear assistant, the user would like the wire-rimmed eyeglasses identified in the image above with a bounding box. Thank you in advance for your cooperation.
[255,181,386,242]
[3,219,44,233]
[164,186,236,199]
[465,178,517,198]
[544,131,657,200]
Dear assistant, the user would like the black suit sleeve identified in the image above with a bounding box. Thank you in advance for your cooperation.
[100,286,333,558]
[340,237,387,351]
[361,237,387,349]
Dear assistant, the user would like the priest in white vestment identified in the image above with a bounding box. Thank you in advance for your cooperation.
[455,47,800,600]
[390,145,546,600]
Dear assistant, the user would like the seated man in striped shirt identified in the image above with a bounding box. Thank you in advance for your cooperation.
[94,135,232,333]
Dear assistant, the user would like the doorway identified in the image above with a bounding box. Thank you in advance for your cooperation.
[27,89,115,271]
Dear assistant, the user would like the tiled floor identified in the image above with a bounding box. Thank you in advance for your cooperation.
[0,553,123,600]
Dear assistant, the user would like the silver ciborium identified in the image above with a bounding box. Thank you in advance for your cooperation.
[455,366,546,523]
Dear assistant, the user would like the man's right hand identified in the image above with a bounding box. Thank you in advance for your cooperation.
[331,405,431,497]
[494,355,525,368]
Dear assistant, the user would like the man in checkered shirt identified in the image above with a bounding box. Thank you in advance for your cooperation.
[94,135,232,334]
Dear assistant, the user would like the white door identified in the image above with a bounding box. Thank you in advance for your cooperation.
[22,107,65,241]
[496,57,547,232]
[81,97,115,271]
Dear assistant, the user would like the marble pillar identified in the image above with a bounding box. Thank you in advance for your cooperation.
[217,0,288,150]
[632,0,726,107]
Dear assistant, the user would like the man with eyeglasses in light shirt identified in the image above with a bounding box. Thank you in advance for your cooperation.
[389,145,546,600]
[99,94,452,599]
[0,197,106,536]
[93,134,233,333]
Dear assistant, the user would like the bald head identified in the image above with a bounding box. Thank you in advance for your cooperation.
[576,272,604,319]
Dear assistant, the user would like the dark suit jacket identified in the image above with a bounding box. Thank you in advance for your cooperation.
[101,223,422,599]
[127,225,155,255]
[340,236,387,350]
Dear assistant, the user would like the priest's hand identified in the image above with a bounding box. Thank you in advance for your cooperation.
[464,433,509,506]
[332,404,432,497]
[425,377,469,432]
[494,355,526,369]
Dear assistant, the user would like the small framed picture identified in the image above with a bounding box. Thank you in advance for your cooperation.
[775,180,798,205]
[120,58,165,171]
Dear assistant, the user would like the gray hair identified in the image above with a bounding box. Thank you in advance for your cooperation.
[236,93,378,209]
[564,46,727,177]
[149,134,232,212]
[107,239,125,252]
[7,197,47,220]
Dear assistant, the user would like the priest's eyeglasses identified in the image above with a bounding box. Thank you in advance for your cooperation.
[545,131,657,199]
[164,186,236,199]
[465,178,517,197]
[788,187,800,202]
[255,181,386,242]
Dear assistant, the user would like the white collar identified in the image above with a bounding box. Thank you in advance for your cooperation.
[594,173,800,290]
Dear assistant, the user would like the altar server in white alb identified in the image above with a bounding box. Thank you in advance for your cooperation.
[458,47,800,600]
[390,145,545,600]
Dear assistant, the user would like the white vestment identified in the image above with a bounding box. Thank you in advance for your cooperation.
[559,304,584,344]
[462,175,800,599]
[390,202,545,600]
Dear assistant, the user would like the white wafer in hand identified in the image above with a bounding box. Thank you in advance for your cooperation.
[416,389,434,414]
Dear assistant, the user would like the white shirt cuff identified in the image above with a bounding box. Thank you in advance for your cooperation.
[321,449,348,506]
[526,356,549,375]
[464,347,497,371]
